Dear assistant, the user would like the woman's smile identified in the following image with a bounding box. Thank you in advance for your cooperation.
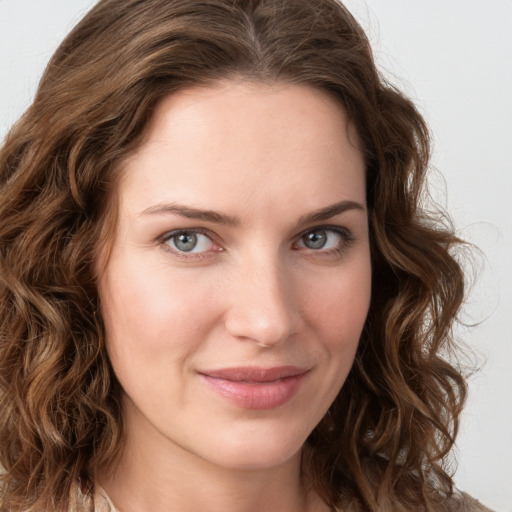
[198,366,311,410]
[97,80,371,472]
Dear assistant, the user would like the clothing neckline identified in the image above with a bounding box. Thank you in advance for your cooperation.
[94,485,119,512]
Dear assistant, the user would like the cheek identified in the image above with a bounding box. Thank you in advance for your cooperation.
[99,255,218,370]
[299,261,371,402]
[293,259,371,421]
[302,260,371,344]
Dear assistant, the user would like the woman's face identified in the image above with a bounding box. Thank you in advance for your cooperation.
[98,81,371,471]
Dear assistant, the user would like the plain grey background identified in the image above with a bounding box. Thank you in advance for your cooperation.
[1,1,511,510]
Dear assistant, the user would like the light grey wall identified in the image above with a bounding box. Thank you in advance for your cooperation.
[1,1,511,510]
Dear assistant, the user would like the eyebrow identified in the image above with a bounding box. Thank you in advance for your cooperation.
[139,200,365,226]
[298,200,365,224]
[139,204,240,226]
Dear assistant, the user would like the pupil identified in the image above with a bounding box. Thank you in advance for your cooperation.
[175,232,197,252]
[304,231,327,249]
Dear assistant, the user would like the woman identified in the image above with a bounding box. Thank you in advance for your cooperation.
[0,0,493,511]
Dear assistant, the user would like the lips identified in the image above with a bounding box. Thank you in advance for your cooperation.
[199,366,309,410]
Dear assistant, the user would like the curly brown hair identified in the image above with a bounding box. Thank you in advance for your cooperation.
[0,0,467,510]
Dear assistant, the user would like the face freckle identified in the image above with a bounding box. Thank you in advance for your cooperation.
[98,80,372,472]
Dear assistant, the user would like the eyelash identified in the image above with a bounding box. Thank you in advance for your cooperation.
[159,225,355,261]
[294,225,355,258]
[159,228,221,260]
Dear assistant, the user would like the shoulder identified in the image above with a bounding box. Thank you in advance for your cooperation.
[330,490,494,512]
[442,491,494,512]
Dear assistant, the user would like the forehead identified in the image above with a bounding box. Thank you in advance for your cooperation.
[139,80,361,156]
[116,81,366,218]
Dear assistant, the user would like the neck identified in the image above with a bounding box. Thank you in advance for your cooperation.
[96,404,328,512]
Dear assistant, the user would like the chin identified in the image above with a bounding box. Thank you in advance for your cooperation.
[192,421,311,471]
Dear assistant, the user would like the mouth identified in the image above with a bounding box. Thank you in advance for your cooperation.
[198,366,310,410]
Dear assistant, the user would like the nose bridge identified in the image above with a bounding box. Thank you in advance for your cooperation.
[224,248,299,346]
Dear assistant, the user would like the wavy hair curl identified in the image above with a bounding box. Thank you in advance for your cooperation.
[0,0,467,510]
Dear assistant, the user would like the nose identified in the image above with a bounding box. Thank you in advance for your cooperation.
[223,255,301,347]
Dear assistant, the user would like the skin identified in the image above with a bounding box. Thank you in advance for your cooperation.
[97,81,372,512]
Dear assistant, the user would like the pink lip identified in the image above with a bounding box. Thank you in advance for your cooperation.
[199,366,309,410]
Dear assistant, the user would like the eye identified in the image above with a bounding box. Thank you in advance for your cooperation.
[295,227,352,252]
[163,230,217,254]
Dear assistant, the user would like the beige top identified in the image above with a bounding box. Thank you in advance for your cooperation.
[91,487,494,512]
[93,487,119,512]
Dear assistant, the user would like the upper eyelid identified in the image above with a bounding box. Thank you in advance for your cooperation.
[159,224,350,238]
[159,227,216,243]
[295,224,352,239]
